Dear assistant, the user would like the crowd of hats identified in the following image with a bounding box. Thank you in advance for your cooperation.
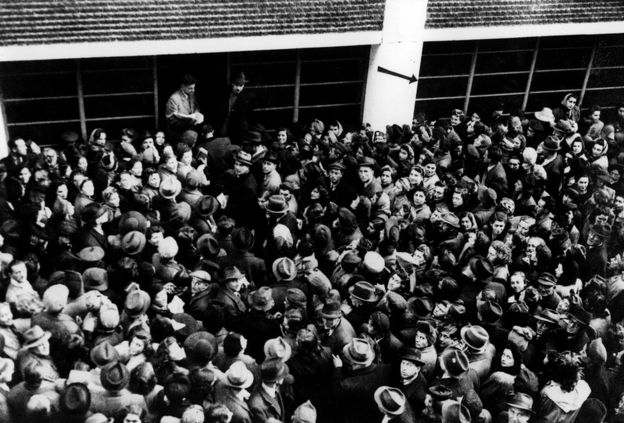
[1,100,624,423]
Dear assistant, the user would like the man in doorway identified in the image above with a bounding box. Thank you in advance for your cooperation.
[166,73,204,142]
[215,72,256,145]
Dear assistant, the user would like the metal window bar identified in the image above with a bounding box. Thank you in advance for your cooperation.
[3,95,78,102]
[76,60,87,140]
[293,49,301,123]
[86,114,155,122]
[464,41,479,114]
[522,37,540,111]
[579,37,598,106]
[153,56,159,130]
[8,118,81,126]
[83,91,154,98]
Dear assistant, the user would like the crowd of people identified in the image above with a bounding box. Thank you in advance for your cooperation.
[0,72,623,423]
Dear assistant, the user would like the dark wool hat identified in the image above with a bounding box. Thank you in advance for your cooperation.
[198,195,220,217]
[441,348,469,377]
[400,347,425,366]
[567,303,591,326]
[183,331,217,362]
[90,341,120,367]
[320,301,342,319]
[197,233,220,258]
[118,211,148,235]
[469,256,493,280]
[232,226,255,250]
[100,362,130,391]
[60,383,91,416]
[478,300,503,323]
[64,271,84,298]
[408,297,434,319]
[83,267,108,292]
[121,231,146,256]
[260,358,289,383]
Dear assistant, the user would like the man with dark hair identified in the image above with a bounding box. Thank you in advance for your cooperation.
[214,72,256,145]
[482,146,508,198]
[165,73,204,141]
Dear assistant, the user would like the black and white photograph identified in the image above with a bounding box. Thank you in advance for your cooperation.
[0,1,623,422]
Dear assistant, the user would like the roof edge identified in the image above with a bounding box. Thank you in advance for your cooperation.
[424,21,624,42]
[0,31,382,62]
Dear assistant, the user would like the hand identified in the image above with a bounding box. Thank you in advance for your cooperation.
[332,354,343,368]
[163,282,177,294]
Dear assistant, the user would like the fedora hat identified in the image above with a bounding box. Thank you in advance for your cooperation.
[460,325,490,353]
[83,267,108,292]
[272,257,296,281]
[121,231,146,256]
[266,195,288,215]
[292,400,316,423]
[90,341,119,367]
[348,281,379,303]
[478,300,503,323]
[567,303,591,326]
[400,347,425,366]
[328,161,345,172]
[441,399,472,423]
[408,296,434,319]
[505,392,534,414]
[223,266,244,282]
[264,337,292,363]
[198,195,220,217]
[363,251,385,274]
[542,136,561,151]
[320,301,342,319]
[22,325,51,350]
[100,361,129,392]
[244,131,262,144]
[260,358,289,383]
[232,226,255,251]
[224,361,254,389]
[535,107,555,123]
[534,308,560,325]
[342,338,375,367]
[441,348,469,377]
[374,386,406,416]
[159,178,182,200]
[60,383,91,416]
[118,211,148,235]
[235,151,252,166]
[78,246,105,263]
[250,286,274,311]
[197,233,220,258]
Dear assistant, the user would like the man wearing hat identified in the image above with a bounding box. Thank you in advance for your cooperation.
[91,361,147,416]
[327,161,357,208]
[214,71,255,144]
[333,338,393,423]
[345,281,380,331]
[535,272,561,310]
[270,257,307,312]
[222,150,265,233]
[374,386,416,423]
[319,300,355,354]
[213,361,254,423]
[16,325,60,383]
[539,135,564,197]
[213,266,249,329]
[557,303,591,353]
[249,358,288,423]
[398,347,428,414]
[239,286,281,362]
[217,226,268,287]
[460,325,496,382]
[31,284,84,376]
[436,348,476,399]
[188,270,222,324]
[584,222,610,280]
[499,392,534,423]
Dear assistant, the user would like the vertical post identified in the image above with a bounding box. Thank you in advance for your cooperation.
[0,83,9,159]
[152,56,159,130]
[76,59,87,141]
[522,37,540,111]
[225,52,231,85]
[463,41,479,114]
[293,49,302,123]
[579,37,598,107]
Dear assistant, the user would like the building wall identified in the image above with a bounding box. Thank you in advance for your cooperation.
[416,33,624,121]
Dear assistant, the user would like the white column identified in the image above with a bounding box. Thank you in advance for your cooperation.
[362,0,428,130]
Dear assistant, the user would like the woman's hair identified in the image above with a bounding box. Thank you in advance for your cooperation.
[489,240,512,265]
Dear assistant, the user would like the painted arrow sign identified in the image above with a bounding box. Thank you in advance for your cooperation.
[377,66,418,84]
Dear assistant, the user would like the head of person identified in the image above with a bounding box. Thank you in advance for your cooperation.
[181,74,197,95]
[231,72,247,94]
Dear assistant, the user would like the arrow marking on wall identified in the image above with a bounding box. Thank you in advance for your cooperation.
[377,66,417,84]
